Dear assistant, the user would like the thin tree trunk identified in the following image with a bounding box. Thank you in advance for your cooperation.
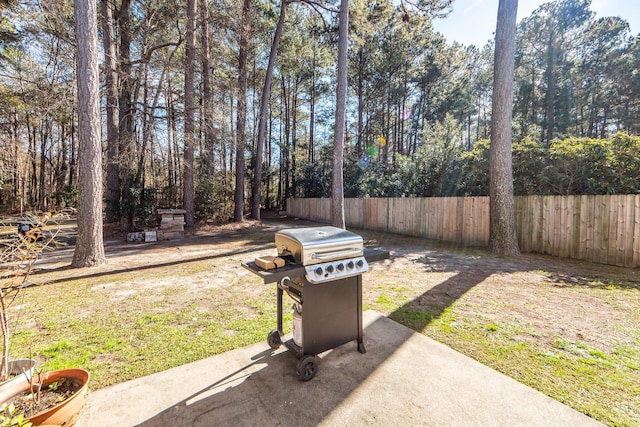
[309,48,316,163]
[331,0,348,229]
[234,0,251,222]
[291,79,298,198]
[72,0,106,267]
[200,0,214,177]
[489,0,519,256]
[38,121,47,210]
[281,78,290,202]
[252,0,287,220]
[118,0,135,231]
[69,106,77,187]
[183,0,197,227]
[102,0,120,222]
[356,50,364,156]
[544,33,555,144]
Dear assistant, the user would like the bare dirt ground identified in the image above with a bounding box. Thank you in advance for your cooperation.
[31,213,637,355]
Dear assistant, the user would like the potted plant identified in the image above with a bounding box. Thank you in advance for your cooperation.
[0,213,89,424]
[0,213,52,383]
[0,367,90,426]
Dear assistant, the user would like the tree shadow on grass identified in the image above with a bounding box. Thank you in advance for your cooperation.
[388,268,495,332]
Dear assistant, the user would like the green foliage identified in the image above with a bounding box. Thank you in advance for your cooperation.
[459,139,490,196]
[121,177,157,229]
[51,185,78,209]
[298,132,639,198]
[512,137,546,195]
[547,137,615,194]
[457,133,640,196]
[194,173,233,222]
[0,403,32,427]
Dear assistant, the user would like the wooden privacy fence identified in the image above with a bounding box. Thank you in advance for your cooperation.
[286,195,640,268]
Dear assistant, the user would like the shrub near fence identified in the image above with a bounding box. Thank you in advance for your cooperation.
[287,195,640,268]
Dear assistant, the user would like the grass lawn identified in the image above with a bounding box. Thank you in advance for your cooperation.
[4,219,639,426]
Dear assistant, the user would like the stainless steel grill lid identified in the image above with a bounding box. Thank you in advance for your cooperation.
[275,226,364,266]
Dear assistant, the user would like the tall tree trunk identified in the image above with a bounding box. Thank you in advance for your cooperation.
[101,0,120,222]
[356,49,364,156]
[252,0,287,220]
[309,48,316,163]
[200,0,214,177]
[489,0,519,256]
[38,121,47,210]
[118,0,135,230]
[183,0,197,227]
[69,106,77,187]
[281,78,290,202]
[331,0,348,229]
[291,79,298,198]
[166,81,176,204]
[543,33,555,145]
[234,0,251,222]
[72,0,106,267]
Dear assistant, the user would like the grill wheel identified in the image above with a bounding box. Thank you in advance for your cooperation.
[267,329,282,349]
[296,355,318,381]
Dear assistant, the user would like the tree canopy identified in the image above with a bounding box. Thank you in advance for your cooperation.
[0,0,637,225]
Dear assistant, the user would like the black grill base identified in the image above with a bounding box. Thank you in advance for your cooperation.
[284,275,365,357]
[271,274,365,380]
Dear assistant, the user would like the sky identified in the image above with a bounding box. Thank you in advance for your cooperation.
[432,0,640,47]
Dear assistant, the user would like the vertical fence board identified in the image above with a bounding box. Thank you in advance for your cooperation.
[577,196,584,259]
[582,195,594,261]
[623,195,635,267]
[607,195,618,265]
[634,195,640,267]
[463,197,473,245]
[558,196,568,258]
[616,195,626,266]
[514,196,522,249]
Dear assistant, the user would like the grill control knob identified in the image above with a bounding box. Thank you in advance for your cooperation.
[336,263,345,272]
[346,261,355,270]
[356,259,365,269]
[314,267,323,276]
[326,265,334,273]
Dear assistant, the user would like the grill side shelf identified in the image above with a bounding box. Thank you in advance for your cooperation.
[242,261,306,284]
[242,248,389,284]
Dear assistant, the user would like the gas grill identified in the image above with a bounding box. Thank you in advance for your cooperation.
[243,226,389,380]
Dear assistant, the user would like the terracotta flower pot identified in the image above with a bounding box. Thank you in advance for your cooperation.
[0,368,90,427]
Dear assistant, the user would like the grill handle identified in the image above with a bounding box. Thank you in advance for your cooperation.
[312,248,363,260]
[278,277,291,291]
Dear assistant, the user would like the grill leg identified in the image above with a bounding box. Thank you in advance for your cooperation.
[277,286,283,336]
[357,277,366,353]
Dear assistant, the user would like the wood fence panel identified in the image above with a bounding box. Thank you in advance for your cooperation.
[346,198,364,228]
[387,198,401,235]
[287,195,639,267]
[364,198,387,231]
